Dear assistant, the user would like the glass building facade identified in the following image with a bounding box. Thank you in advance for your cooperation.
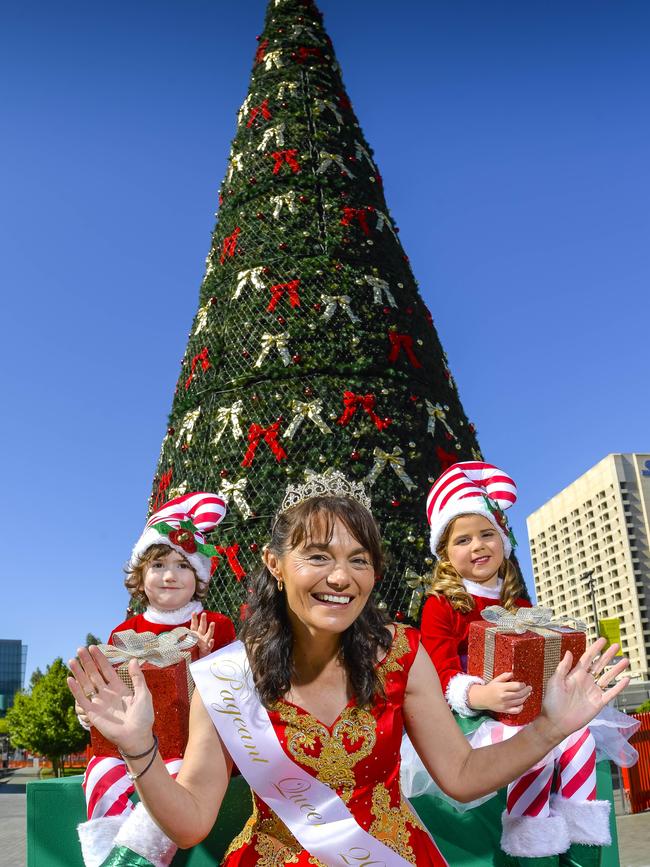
[0,639,27,717]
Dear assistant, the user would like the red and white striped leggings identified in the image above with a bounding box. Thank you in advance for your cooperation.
[82,756,183,820]
[474,724,596,818]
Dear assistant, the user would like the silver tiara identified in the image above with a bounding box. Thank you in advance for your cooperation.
[279,469,372,514]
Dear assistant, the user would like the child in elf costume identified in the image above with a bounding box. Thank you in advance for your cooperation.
[77,492,236,867]
[409,461,638,866]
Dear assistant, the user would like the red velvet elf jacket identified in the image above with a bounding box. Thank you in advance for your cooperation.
[420,578,531,717]
[109,602,236,648]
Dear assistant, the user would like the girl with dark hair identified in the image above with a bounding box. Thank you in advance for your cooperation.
[68,471,629,867]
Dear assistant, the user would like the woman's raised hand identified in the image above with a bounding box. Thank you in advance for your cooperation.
[67,646,155,755]
[541,637,630,738]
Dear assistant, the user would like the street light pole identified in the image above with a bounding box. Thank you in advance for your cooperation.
[581,569,600,639]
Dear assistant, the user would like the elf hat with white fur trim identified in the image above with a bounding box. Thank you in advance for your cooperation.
[130,491,227,586]
[426,461,517,558]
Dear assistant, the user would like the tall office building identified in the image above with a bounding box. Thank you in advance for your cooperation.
[527,453,650,680]
[0,639,27,717]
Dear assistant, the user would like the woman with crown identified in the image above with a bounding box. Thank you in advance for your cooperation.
[68,470,630,867]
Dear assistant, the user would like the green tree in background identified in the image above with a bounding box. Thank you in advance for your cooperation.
[6,658,87,777]
[85,633,103,647]
[148,0,483,624]
[29,668,44,690]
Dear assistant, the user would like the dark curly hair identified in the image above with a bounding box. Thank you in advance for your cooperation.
[240,496,392,709]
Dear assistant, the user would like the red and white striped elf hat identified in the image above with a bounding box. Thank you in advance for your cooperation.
[130,491,227,586]
[426,461,517,558]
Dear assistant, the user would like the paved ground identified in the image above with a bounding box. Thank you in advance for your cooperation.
[0,767,34,867]
[1,767,649,867]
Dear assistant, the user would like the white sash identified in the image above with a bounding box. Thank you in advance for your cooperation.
[191,640,413,867]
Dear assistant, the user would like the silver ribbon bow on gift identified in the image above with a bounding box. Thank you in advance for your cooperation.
[481,605,587,634]
[99,628,199,668]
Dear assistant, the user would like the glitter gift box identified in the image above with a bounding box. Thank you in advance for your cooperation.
[467,607,586,725]
[90,657,195,760]
[90,628,198,760]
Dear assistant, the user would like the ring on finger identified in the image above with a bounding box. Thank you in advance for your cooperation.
[85,690,98,700]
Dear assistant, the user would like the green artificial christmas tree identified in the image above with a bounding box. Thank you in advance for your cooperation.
[149,0,483,624]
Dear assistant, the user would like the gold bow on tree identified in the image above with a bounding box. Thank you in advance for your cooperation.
[405,568,429,620]
[365,446,415,491]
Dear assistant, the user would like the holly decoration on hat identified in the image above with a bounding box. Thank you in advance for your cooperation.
[168,528,198,554]
[482,495,517,551]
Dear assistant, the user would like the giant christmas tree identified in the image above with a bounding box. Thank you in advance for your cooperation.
[149,0,483,623]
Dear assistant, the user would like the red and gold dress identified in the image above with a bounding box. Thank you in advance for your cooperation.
[222,624,447,866]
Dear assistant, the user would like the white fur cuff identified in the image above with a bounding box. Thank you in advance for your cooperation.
[445,672,484,717]
[77,815,129,867]
[113,803,178,867]
[550,795,611,846]
[501,811,570,857]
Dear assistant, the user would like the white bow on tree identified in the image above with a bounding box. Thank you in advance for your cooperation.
[321,294,360,323]
[317,151,354,178]
[212,400,245,445]
[233,266,267,299]
[283,399,333,439]
[218,477,253,519]
[175,408,201,448]
[255,332,292,367]
[257,123,286,152]
[365,446,416,491]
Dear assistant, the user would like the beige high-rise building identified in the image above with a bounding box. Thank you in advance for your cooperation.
[527,453,650,680]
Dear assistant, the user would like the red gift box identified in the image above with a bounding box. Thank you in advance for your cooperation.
[467,610,586,725]
[91,658,195,760]
[90,628,199,760]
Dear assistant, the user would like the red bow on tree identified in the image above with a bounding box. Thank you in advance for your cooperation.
[435,446,458,472]
[185,348,211,389]
[220,227,241,264]
[270,149,301,174]
[387,332,423,368]
[267,279,301,312]
[247,99,272,127]
[153,467,173,511]
[337,391,391,431]
[337,91,352,111]
[210,543,246,581]
[255,39,269,64]
[340,206,371,237]
[241,419,287,467]
[294,46,322,64]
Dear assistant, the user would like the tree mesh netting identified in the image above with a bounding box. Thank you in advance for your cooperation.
[148,0,483,624]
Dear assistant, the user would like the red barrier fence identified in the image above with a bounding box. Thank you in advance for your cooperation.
[621,712,650,813]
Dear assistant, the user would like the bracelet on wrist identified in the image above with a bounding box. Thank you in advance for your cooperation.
[118,735,157,760]
[121,735,159,783]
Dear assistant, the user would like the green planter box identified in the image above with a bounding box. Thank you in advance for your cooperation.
[27,762,619,866]
[26,774,251,867]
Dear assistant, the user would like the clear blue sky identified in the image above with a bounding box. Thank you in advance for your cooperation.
[2,0,649,683]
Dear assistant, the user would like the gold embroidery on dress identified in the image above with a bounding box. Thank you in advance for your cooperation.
[274,702,376,800]
[222,796,327,866]
[222,811,255,859]
[368,782,421,865]
[376,624,412,689]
